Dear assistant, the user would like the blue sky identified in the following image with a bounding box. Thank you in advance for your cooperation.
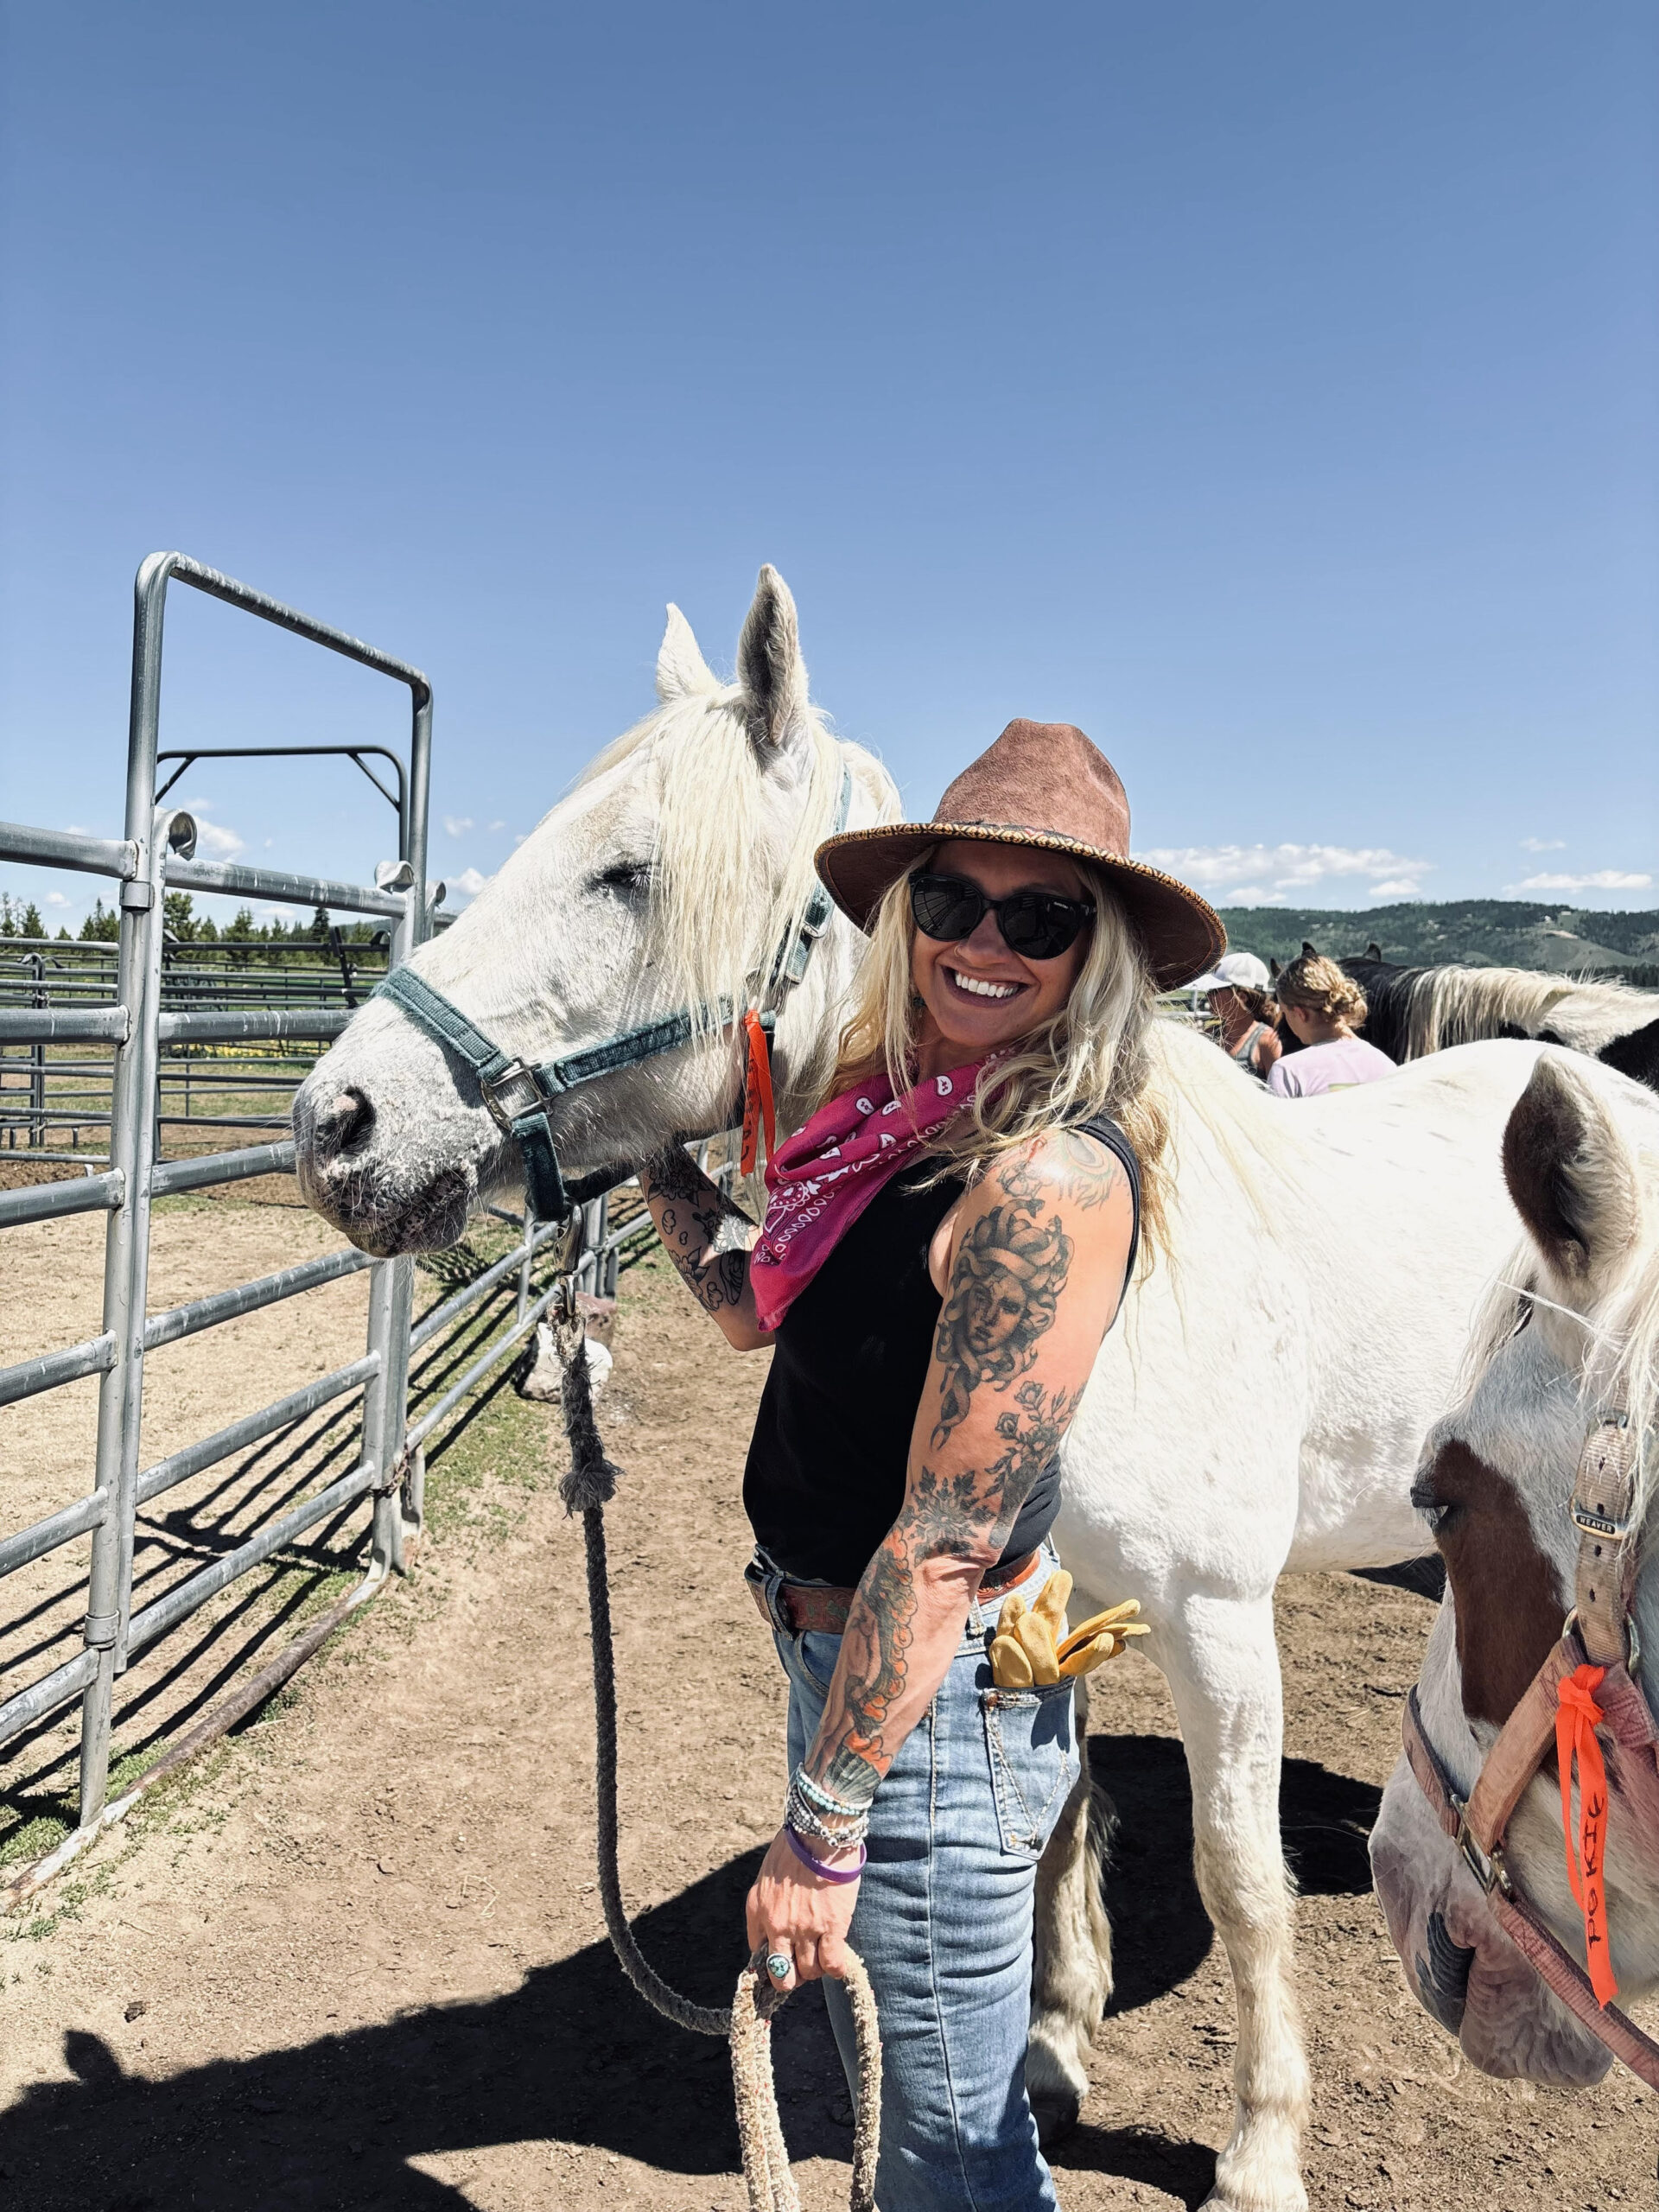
[2,2,1655,931]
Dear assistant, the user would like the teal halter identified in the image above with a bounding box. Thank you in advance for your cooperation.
[374,767,852,1222]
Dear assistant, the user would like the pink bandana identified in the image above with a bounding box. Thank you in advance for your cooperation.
[749,1058,988,1333]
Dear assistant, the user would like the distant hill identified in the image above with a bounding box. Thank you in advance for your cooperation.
[1215,899,1659,979]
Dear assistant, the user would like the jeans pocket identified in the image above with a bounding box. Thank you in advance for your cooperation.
[980,1679,1079,1859]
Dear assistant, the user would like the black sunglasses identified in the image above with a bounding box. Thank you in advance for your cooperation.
[907,870,1095,963]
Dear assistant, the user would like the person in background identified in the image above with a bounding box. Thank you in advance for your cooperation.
[1193,950,1281,1080]
[1267,952,1395,1096]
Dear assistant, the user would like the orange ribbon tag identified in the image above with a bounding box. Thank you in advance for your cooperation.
[1556,1662,1616,2007]
[740,1010,776,1177]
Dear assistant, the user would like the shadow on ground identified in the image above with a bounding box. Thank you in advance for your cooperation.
[1095,1732,1378,2020]
[0,1740,1384,2210]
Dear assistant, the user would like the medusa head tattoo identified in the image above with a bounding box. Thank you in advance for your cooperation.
[931,1181,1072,1447]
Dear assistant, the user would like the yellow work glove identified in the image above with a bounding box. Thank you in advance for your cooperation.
[988,1590,1147,1687]
[1057,1600,1148,1677]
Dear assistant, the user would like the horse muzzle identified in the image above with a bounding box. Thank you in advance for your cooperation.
[292,1016,498,1255]
[1371,1753,1612,2087]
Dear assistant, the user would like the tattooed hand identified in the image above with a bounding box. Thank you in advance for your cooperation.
[799,1127,1135,1813]
[638,1143,766,1350]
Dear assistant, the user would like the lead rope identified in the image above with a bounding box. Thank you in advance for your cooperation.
[550,1285,881,2212]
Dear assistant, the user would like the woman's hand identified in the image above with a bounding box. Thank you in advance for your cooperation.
[744,1827,861,1990]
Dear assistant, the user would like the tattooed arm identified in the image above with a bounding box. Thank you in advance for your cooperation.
[637,1144,767,1351]
[746,1127,1135,1980]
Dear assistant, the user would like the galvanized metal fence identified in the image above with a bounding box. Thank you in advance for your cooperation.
[0,552,637,1892]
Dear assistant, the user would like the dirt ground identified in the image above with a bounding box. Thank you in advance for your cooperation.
[1,1239,1656,2210]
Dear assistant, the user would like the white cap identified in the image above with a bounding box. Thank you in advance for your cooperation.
[1192,950,1270,994]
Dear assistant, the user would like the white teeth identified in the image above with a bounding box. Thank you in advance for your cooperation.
[948,969,1020,1001]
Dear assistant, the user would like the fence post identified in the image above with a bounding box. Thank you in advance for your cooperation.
[77,816,173,1823]
[517,1205,536,1324]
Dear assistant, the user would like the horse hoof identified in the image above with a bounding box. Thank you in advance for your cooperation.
[1032,2088,1080,2148]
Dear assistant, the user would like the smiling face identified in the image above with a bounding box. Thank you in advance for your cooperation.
[909,839,1093,1063]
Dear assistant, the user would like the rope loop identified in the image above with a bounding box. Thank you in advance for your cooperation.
[731,1949,882,2212]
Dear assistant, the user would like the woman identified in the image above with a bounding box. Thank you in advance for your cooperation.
[639,719,1223,2209]
[1267,950,1395,1096]
[1193,950,1281,1079]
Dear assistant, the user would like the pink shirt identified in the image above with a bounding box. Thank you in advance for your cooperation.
[1268,1036,1396,1097]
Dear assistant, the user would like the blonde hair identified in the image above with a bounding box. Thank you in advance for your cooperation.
[1274,952,1366,1028]
[825,854,1170,1257]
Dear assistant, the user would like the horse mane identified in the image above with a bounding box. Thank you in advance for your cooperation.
[577,684,898,1065]
[1145,1015,1300,1233]
[1404,965,1640,1059]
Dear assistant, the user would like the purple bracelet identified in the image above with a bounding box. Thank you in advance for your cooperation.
[785,1824,867,1883]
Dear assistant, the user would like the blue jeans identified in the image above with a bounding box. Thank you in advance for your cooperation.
[761,1552,1078,2212]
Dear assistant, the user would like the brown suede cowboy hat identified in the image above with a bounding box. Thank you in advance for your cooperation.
[815,718,1224,991]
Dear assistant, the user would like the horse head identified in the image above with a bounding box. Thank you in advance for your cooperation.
[1370,1052,1659,2083]
[292,568,894,1254]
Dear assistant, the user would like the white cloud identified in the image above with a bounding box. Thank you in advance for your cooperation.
[449,866,489,898]
[443,815,474,837]
[45,891,72,908]
[1520,836,1566,853]
[193,819,245,859]
[1136,842,1433,905]
[1510,868,1654,893]
[487,819,506,833]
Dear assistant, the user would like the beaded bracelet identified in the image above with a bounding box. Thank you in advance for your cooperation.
[791,1764,870,1823]
[785,1825,867,1884]
[785,1777,869,1851]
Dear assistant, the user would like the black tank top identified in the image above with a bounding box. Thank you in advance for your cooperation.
[742,1116,1141,1586]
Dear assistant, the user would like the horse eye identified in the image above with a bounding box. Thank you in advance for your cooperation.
[594,860,652,897]
[1409,1477,1455,1535]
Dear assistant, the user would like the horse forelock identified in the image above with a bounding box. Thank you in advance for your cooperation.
[573,684,894,1059]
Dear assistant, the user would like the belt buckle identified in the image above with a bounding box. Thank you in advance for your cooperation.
[744,1559,794,1637]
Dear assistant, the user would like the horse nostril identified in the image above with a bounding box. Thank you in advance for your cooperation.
[319,1088,376,1160]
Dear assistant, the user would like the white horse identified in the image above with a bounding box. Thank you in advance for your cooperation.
[294,569,1557,2212]
[1370,1051,1659,2083]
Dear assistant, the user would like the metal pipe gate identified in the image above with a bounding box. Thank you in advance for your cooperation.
[0,555,456,1864]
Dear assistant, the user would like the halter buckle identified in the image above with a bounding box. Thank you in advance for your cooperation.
[1452,1797,1510,1896]
[480,1058,554,1135]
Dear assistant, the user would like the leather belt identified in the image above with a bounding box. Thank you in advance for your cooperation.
[749,1548,1042,1637]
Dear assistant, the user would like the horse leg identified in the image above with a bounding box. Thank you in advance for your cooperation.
[1027,1669,1116,2142]
[1163,1595,1310,2212]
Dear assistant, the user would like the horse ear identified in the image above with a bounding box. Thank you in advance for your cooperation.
[1502,1055,1640,1297]
[1301,940,1319,958]
[738,565,810,751]
[1366,943,1383,963]
[1268,957,1282,982]
[655,605,718,702]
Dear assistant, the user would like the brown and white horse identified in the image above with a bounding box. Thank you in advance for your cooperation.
[1371,1051,1659,2082]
